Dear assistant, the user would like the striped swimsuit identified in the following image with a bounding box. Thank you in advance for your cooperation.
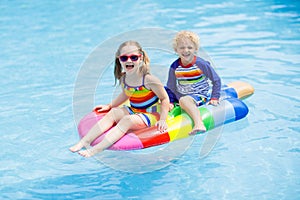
[122,75,160,126]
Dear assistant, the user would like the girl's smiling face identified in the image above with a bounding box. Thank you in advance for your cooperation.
[119,45,142,75]
[175,38,197,66]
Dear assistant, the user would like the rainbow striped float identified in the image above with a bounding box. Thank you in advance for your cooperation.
[77,81,254,150]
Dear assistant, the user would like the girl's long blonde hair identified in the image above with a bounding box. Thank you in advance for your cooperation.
[114,41,150,85]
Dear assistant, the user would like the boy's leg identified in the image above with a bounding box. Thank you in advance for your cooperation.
[179,96,206,135]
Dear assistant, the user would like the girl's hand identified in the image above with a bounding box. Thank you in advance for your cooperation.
[209,99,219,106]
[93,104,112,113]
[155,120,168,133]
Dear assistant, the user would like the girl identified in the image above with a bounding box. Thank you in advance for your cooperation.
[69,41,169,157]
[166,31,221,135]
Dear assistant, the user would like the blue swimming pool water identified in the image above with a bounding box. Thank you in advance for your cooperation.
[1,0,299,199]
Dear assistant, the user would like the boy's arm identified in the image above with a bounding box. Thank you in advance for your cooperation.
[201,61,221,99]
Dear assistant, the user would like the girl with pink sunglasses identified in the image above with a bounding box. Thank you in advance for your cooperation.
[69,41,169,157]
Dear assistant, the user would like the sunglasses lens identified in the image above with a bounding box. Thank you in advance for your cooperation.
[130,55,139,61]
[120,56,128,62]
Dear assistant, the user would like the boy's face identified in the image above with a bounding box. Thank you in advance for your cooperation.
[175,38,197,66]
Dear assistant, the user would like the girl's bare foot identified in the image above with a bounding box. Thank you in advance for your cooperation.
[78,148,98,157]
[78,150,92,157]
[69,141,84,153]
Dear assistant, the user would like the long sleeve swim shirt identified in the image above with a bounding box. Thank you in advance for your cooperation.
[166,56,221,101]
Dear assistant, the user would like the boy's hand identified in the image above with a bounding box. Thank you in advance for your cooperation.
[169,103,174,111]
[209,99,219,106]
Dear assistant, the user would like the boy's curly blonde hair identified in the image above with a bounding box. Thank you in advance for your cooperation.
[172,30,200,51]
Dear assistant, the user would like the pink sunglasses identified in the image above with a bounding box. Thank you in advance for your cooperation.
[119,54,141,62]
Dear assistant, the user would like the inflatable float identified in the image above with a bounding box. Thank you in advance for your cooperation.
[77,81,254,150]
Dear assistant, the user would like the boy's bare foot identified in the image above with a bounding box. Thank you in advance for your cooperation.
[189,124,206,135]
[69,141,84,153]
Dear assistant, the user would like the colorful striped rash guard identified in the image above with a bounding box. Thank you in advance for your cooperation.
[166,56,221,101]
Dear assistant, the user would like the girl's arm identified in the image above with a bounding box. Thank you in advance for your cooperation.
[94,90,128,112]
[110,90,129,107]
[145,74,170,132]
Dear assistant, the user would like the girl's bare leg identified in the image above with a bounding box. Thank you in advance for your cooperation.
[179,96,206,135]
[69,108,128,152]
[78,114,146,157]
